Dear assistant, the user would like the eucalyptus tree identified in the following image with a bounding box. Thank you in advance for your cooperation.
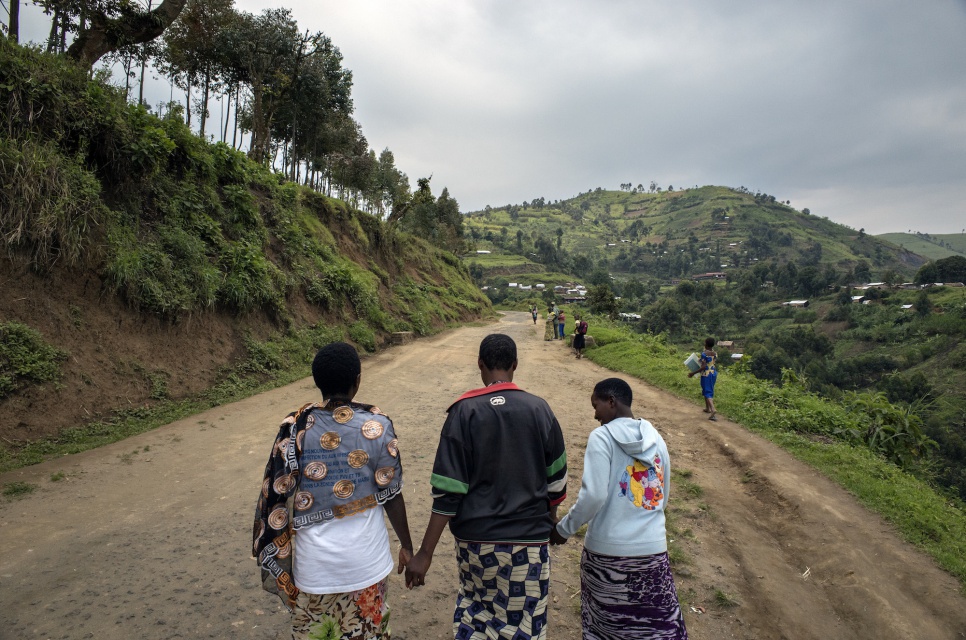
[225,8,333,165]
[372,148,409,219]
[160,0,234,135]
[270,38,353,182]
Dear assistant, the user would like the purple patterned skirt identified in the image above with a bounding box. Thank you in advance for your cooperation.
[580,548,688,640]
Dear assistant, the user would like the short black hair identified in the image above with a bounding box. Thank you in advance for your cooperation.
[593,378,633,408]
[705,337,716,349]
[312,342,361,397]
[479,333,517,371]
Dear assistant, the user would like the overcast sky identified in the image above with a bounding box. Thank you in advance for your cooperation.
[14,1,966,234]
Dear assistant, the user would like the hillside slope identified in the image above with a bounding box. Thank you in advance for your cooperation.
[0,40,489,457]
[877,232,966,261]
[466,187,927,279]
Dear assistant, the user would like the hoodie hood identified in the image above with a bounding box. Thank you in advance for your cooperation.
[602,417,661,463]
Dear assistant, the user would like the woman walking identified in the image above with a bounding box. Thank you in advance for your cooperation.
[552,378,688,639]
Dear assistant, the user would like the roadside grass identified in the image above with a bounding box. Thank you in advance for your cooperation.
[2,480,37,498]
[583,317,966,591]
[713,588,740,608]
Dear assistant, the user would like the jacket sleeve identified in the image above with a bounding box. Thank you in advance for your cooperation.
[430,407,470,516]
[556,429,610,539]
[545,411,568,507]
[253,415,295,558]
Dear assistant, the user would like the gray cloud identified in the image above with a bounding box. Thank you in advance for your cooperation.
[16,0,966,233]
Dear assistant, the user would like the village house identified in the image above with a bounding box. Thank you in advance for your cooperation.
[692,272,726,281]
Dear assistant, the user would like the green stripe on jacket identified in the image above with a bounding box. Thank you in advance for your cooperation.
[431,473,469,494]
[546,451,567,476]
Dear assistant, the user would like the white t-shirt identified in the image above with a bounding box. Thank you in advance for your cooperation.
[293,505,394,594]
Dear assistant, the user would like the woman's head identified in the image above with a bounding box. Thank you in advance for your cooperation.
[312,342,361,399]
[705,337,716,350]
[591,378,633,424]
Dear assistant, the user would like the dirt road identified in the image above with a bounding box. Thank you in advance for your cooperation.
[2,312,965,640]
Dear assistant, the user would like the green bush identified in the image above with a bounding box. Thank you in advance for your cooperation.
[348,322,377,353]
[0,137,109,268]
[0,322,68,398]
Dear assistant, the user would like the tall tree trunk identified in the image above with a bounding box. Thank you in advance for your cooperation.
[199,73,209,138]
[249,82,271,164]
[222,88,231,143]
[137,0,152,106]
[185,83,191,127]
[47,10,59,53]
[58,11,67,53]
[232,92,240,149]
[9,0,20,43]
[68,0,188,68]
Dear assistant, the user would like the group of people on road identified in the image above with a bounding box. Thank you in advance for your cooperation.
[541,304,589,359]
[254,333,688,640]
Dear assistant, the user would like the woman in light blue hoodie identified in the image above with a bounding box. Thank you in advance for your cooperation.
[552,378,688,639]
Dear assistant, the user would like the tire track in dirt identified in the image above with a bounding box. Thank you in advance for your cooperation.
[1,312,964,639]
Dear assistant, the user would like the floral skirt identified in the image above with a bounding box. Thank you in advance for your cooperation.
[580,549,687,640]
[453,541,550,639]
[291,578,390,640]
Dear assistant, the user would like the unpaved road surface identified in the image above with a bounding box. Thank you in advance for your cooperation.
[2,312,965,640]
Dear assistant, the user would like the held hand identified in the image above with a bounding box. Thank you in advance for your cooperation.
[397,547,413,574]
[549,527,568,546]
[405,549,432,589]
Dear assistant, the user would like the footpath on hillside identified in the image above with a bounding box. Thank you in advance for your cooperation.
[1,312,964,639]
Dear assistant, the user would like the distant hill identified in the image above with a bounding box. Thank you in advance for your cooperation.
[876,233,966,262]
[465,186,928,280]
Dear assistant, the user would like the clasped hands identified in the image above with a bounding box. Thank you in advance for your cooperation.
[399,547,432,589]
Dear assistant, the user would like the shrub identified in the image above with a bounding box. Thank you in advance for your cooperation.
[0,322,68,398]
[0,137,109,268]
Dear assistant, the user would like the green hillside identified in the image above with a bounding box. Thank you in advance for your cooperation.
[465,187,927,282]
[877,233,966,261]
[0,39,488,466]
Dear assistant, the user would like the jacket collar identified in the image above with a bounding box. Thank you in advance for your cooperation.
[447,382,521,411]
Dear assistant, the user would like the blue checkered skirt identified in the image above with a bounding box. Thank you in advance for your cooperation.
[453,541,550,640]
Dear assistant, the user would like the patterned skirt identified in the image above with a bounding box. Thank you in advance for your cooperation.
[291,578,390,640]
[544,319,556,341]
[580,549,688,640]
[453,541,551,640]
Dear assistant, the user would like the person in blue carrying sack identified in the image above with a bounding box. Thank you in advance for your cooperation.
[687,337,717,421]
[551,378,687,639]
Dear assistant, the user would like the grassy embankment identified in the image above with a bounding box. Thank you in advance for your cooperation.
[581,318,966,590]
[0,40,491,474]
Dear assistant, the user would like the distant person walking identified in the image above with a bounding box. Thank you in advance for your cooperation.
[573,315,588,359]
[531,304,539,324]
[557,309,566,340]
[253,342,414,639]
[688,337,718,421]
[551,377,688,639]
[406,333,568,640]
